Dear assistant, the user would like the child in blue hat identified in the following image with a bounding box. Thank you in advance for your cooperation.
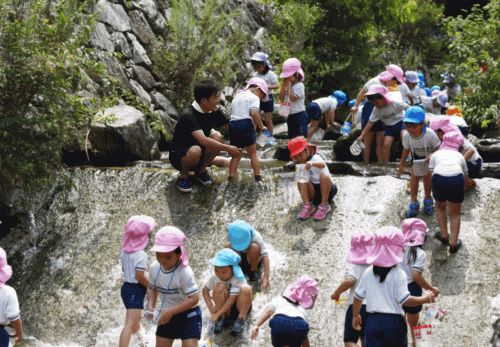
[306,90,346,139]
[224,220,270,288]
[202,248,253,337]
[397,106,441,217]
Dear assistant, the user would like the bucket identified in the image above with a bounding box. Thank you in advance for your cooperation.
[310,128,325,142]
[350,140,365,156]
[340,121,352,136]
[413,324,433,347]
[295,164,309,183]
[256,129,272,147]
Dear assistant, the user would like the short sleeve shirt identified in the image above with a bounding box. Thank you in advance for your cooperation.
[313,97,338,114]
[396,83,412,105]
[254,71,279,94]
[230,90,260,121]
[364,77,383,91]
[268,297,309,322]
[397,247,427,283]
[429,150,468,177]
[171,103,229,151]
[421,96,441,115]
[204,274,248,296]
[345,263,371,305]
[0,286,20,325]
[462,139,482,162]
[148,261,198,309]
[308,153,331,184]
[369,101,409,126]
[121,250,148,283]
[409,86,423,104]
[289,82,306,114]
[402,128,441,159]
[446,84,461,100]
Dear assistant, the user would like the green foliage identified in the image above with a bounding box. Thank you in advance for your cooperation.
[153,0,248,108]
[438,0,500,129]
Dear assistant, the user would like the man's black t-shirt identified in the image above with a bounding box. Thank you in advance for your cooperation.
[171,105,229,150]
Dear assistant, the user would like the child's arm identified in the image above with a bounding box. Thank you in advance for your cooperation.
[158,292,200,325]
[462,148,475,161]
[403,291,436,307]
[408,94,415,106]
[212,294,237,323]
[351,88,367,114]
[147,287,158,310]
[135,270,150,288]
[202,287,216,314]
[261,255,270,290]
[330,278,355,301]
[250,109,266,132]
[268,83,279,90]
[325,109,334,128]
[10,318,22,343]
[412,270,439,297]
[398,148,411,178]
[251,306,275,340]
[352,297,364,331]
[278,79,290,101]
[305,160,325,171]
[357,121,374,142]
[301,336,310,347]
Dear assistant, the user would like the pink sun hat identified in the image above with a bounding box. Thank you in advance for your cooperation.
[151,226,189,267]
[378,64,404,84]
[0,248,12,288]
[280,58,305,81]
[346,229,375,265]
[367,226,404,267]
[122,215,156,253]
[283,275,318,309]
[402,218,428,246]
[365,85,394,104]
[429,116,460,134]
[440,131,464,151]
[240,77,269,102]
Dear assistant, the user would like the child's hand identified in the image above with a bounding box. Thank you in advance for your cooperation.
[251,326,259,340]
[305,162,312,171]
[426,290,437,303]
[352,315,362,331]
[330,293,340,301]
[350,105,358,114]
[211,312,221,324]
[227,146,243,158]
[157,309,174,325]
[431,286,440,297]
[261,277,270,291]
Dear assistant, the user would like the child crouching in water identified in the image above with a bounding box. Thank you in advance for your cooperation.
[288,136,338,221]
[202,248,253,337]
[251,275,318,347]
[331,229,374,347]
[120,215,155,347]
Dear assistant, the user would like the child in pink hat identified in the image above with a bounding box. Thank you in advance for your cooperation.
[251,275,317,346]
[330,229,374,347]
[119,215,155,347]
[0,247,23,346]
[278,58,308,139]
[353,226,437,347]
[398,219,440,347]
[146,226,201,347]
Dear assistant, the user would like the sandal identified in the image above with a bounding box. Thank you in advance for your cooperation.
[423,199,434,216]
[434,231,449,245]
[405,202,420,218]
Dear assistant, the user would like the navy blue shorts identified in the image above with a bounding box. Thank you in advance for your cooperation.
[382,120,405,139]
[306,102,322,121]
[229,119,256,148]
[156,306,202,340]
[364,312,407,347]
[458,126,470,137]
[260,94,274,113]
[269,314,309,347]
[432,174,465,203]
[403,282,423,314]
[169,147,206,172]
[287,111,308,139]
[361,102,383,132]
[344,304,368,344]
[467,159,482,179]
[312,183,338,206]
[0,326,9,347]
[121,282,147,309]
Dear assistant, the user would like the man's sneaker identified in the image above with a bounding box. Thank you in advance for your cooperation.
[298,204,316,220]
[214,316,227,334]
[230,317,245,337]
[193,171,213,185]
[313,204,331,221]
[178,177,192,192]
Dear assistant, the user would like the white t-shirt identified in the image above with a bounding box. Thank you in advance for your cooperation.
[448,115,468,128]
[446,84,461,100]
[0,285,20,325]
[254,71,278,95]
[397,247,427,283]
[402,128,441,159]
[409,85,423,104]
[354,266,410,316]
[363,77,383,91]
[345,263,371,305]
[462,139,482,162]
[369,101,409,126]
[148,261,199,309]
[289,82,306,114]
[231,90,260,122]
[421,96,441,115]
[308,153,331,184]
[121,250,148,284]
[204,274,249,296]
[313,97,338,114]
[268,296,309,323]
[429,150,468,177]
[393,83,412,105]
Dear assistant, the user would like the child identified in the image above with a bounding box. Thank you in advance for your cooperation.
[330,229,374,347]
[356,85,409,163]
[461,137,482,185]
[398,107,441,218]
[251,52,279,139]
[288,136,338,221]
[224,220,270,289]
[420,92,448,115]
[429,131,470,253]
[306,90,346,139]
[0,247,22,346]
[443,74,461,101]
[352,226,437,346]
[120,215,156,347]
[251,275,318,347]
[229,77,269,181]
[398,218,440,347]
[279,58,308,139]
[404,71,423,105]
[147,226,201,347]
[202,248,253,337]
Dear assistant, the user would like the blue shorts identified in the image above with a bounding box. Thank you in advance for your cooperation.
[364,312,407,347]
[121,282,147,309]
[156,306,202,340]
[432,174,464,203]
[229,119,256,148]
[403,282,423,314]
[269,314,309,347]
[382,120,405,139]
[306,102,322,121]
[361,102,383,132]
[344,304,368,344]
[311,183,338,206]
[260,94,274,113]
[169,147,206,172]
[467,159,482,179]
[287,111,308,139]
[0,326,9,347]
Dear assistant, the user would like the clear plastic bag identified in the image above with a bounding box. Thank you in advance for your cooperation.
[279,93,291,117]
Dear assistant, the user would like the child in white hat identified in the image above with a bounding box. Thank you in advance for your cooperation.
[0,247,23,346]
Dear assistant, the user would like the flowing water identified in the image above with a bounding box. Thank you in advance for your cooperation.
[3,139,500,347]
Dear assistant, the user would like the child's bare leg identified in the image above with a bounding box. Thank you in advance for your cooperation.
[423,172,432,200]
[297,182,312,205]
[435,201,448,239]
[375,131,385,162]
[362,131,374,163]
[246,243,262,272]
[448,202,461,247]
[345,343,360,347]
[407,313,419,347]
[247,144,260,177]
[213,283,231,316]
[319,174,332,206]
[181,339,199,347]
[307,120,320,138]
[264,112,274,135]
[380,135,394,163]
[119,309,142,347]
[229,155,242,178]
[236,286,253,321]
[410,170,420,203]
[156,337,174,347]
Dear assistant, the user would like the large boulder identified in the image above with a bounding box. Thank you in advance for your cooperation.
[475,137,500,163]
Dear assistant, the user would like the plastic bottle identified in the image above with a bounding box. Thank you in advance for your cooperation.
[340,121,352,136]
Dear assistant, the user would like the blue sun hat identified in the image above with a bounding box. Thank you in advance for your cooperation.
[423,87,432,97]
[228,220,254,251]
[404,106,426,132]
[417,72,425,88]
[331,90,347,105]
[209,249,244,280]
[348,99,356,108]
[430,85,441,92]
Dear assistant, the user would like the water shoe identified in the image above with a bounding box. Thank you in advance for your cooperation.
[298,204,316,220]
[313,204,331,221]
